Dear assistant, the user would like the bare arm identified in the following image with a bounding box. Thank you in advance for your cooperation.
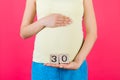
[74,0,97,65]
[44,0,97,70]
[20,0,72,39]
[20,0,45,39]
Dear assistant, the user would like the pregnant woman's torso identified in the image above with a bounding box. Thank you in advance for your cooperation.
[32,0,84,63]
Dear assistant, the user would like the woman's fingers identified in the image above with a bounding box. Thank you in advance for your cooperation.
[55,23,68,26]
[57,16,69,20]
[55,17,72,27]
[41,13,72,28]
[44,63,69,69]
[44,63,65,68]
[56,19,71,24]
[44,62,80,70]
[58,16,72,22]
[44,63,60,68]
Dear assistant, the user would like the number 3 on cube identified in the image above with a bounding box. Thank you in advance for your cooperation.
[50,54,59,64]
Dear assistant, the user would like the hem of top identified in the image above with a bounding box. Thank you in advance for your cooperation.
[32,59,50,64]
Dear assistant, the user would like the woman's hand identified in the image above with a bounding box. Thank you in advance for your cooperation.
[39,13,72,28]
[44,60,81,70]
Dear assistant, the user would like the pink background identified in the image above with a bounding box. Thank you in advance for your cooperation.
[0,0,120,80]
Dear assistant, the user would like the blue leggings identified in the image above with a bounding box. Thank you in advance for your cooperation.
[31,60,88,80]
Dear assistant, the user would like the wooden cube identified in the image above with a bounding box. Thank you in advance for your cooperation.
[59,54,69,63]
[50,54,59,64]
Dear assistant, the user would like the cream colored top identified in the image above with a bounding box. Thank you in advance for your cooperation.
[32,0,84,63]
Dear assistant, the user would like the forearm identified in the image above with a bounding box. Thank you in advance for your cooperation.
[74,32,97,66]
[20,19,45,39]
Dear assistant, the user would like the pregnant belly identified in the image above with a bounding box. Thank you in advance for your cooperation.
[33,26,84,63]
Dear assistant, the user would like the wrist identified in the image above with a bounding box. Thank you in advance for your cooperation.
[39,18,47,28]
[39,24,46,30]
[74,58,82,66]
